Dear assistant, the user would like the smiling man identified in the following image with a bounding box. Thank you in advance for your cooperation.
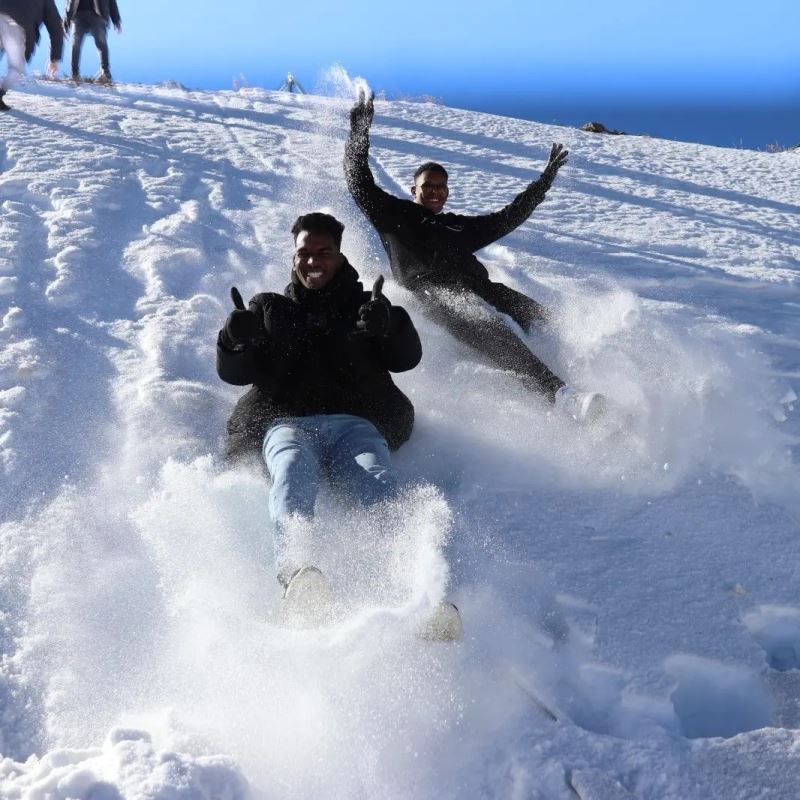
[344,91,604,423]
[216,212,422,599]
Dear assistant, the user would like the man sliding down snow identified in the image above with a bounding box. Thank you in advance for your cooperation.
[0,0,63,111]
[216,212,422,604]
[344,91,604,423]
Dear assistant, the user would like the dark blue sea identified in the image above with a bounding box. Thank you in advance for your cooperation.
[446,95,799,152]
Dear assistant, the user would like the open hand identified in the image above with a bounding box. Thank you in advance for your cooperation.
[350,88,375,132]
[540,143,569,186]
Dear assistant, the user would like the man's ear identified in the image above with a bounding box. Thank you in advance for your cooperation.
[410,184,417,198]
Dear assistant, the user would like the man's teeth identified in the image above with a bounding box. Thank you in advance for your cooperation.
[308,271,323,278]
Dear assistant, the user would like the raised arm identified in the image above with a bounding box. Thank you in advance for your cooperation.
[467,143,569,252]
[343,91,399,227]
[350,277,422,373]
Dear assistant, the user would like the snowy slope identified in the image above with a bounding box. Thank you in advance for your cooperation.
[1,70,799,799]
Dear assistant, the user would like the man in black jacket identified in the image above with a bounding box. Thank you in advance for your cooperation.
[0,0,63,111]
[217,212,422,592]
[345,92,604,423]
[63,0,120,83]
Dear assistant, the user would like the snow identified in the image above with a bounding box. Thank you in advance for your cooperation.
[1,67,799,798]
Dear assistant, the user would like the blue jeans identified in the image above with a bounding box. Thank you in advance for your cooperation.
[262,414,398,575]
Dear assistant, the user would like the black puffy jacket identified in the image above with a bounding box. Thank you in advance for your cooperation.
[344,124,552,292]
[0,0,63,62]
[217,261,421,460]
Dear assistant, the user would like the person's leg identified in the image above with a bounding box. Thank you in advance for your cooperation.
[325,415,399,505]
[417,286,565,401]
[71,16,90,77]
[0,14,27,96]
[90,17,110,76]
[480,281,548,332]
[262,419,323,578]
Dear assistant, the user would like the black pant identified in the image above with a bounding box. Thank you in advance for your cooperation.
[415,281,564,401]
[71,12,110,75]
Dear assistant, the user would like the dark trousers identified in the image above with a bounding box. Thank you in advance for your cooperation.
[416,281,565,401]
[71,12,110,75]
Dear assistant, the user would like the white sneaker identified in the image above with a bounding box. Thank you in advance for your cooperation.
[554,386,606,424]
[416,601,463,642]
[279,566,335,627]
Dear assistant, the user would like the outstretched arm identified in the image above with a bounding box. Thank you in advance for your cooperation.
[467,143,569,252]
[344,90,398,227]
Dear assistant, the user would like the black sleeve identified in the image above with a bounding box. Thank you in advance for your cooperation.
[463,177,551,252]
[379,305,422,373]
[109,0,121,26]
[215,332,264,386]
[215,293,274,385]
[343,125,400,231]
[45,0,64,61]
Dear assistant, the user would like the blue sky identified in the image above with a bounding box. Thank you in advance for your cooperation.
[42,0,799,147]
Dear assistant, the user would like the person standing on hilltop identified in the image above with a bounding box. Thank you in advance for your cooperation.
[63,0,120,84]
[344,91,606,423]
[0,0,63,111]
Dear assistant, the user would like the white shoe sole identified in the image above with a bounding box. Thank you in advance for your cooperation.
[280,566,335,627]
[580,392,606,423]
[416,602,463,642]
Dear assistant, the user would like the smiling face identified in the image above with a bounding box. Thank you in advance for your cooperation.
[292,229,345,290]
[411,169,449,213]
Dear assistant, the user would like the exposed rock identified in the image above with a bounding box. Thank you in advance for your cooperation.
[158,80,189,91]
[581,121,626,135]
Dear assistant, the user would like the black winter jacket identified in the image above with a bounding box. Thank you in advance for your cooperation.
[64,0,120,26]
[217,261,422,460]
[345,126,552,292]
[0,0,63,62]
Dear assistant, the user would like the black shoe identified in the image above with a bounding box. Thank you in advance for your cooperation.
[96,71,113,85]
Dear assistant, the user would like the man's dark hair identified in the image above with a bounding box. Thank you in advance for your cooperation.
[413,162,448,182]
[291,212,345,249]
